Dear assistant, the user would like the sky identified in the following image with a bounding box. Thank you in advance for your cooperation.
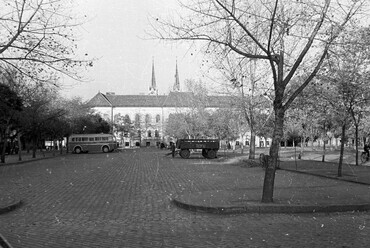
[60,0,208,101]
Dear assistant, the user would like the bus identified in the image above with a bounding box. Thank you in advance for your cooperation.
[68,133,118,154]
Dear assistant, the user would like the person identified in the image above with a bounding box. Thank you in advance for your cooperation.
[364,142,370,160]
[171,142,176,158]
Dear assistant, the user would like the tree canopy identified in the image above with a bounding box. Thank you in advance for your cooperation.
[0,0,92,83]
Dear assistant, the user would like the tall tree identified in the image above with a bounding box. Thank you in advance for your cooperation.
[220,55,271,159]
[208,108,240,141]
[152,0,367,202]
[319,28,370,171]
[20,86,66,158]
[0,0,91,83]
[0,84,22,163]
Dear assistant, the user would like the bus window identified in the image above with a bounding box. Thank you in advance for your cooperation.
[77,137,81,142]
[95,137,101,141]
[72,138,75,142]
[89,137,94,142]
[102,137,108,141]
[82,137,88,141]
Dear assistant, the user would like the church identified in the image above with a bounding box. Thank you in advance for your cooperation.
[87,60,271,148]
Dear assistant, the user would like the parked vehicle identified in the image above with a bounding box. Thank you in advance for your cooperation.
[68,134,117,154]
[176,139,219,159]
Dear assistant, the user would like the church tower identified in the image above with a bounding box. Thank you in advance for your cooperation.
[173,59,180,92]
[149,58,158,95]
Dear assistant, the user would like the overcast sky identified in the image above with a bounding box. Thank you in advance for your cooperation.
[60,0,207,101]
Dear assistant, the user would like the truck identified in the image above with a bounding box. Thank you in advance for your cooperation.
[176,139,220,159]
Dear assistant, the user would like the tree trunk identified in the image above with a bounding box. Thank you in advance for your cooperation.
[1,126,10,163]
[355,124,359,166]
[322,122,326,162]
[338,123,346,177]
[300,136,305,156]
[322,140,326,162]
[66,135,69,153]
[262,108,284,203]
[0,139,6,163]
[17,131,22,161]
[60,140,63,155]
[52,139,56,157]
[32,137,37,158]
[262,51,285,203]
[249,130,256,159]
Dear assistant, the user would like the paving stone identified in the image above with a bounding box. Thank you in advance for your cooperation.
[0,149,369,247]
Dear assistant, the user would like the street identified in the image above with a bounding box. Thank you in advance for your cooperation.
[0,148,369,247]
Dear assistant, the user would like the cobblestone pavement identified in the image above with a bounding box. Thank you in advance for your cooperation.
[0,148,370,247]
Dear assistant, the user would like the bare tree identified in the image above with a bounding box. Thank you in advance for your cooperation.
[151,0,368,202]
[222,56,271,159]
[0,0,91,83]
[319,28,370,170]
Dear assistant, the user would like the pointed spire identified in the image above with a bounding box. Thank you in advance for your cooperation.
[149,57,158,95]
[173,59,180,92]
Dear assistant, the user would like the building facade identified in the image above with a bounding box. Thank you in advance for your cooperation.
[87,60,271,148]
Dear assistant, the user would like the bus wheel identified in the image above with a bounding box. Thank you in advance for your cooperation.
[74,147,82,154]
[179,149,190,159]
[102,146,110,153]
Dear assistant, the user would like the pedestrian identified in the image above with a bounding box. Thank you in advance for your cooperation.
[364,142,370,160]
[171,142,176,158]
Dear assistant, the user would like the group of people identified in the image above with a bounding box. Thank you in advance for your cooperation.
[164,142,177,158]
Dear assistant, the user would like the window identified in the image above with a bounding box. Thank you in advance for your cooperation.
[95,137,101,141]
[155,130,159,137]
[156,114,160,123]
[102,137,108,141]
[82,137,88,141]
[145,114,151,124]
[89,138,94,142]
[148,130,152,137]
[135,113,141,126]
[236,141,240,146]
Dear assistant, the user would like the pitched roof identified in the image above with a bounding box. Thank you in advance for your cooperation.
[108,94,165,107]
[87,92,112,107]
[161,92,194,107]
[87,92,232,108]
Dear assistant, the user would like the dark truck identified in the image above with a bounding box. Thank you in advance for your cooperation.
[176,139,219,159]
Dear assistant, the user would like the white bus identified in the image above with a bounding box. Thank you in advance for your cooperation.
[68,134,118,154]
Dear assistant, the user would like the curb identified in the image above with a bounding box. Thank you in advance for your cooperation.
[280,168,370,186]
[172,198,370,215]
[0,199,23,215]
[2,153,68,166]
[0,233,14,248]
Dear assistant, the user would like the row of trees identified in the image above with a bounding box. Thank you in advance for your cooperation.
[1,0,94,163]
[0,74,109,164]
[164,79,272,151]
[152,0,370,202]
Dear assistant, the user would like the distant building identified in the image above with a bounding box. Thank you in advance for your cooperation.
[87,60,271,148]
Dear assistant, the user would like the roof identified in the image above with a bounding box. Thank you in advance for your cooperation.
[87,92,232,108]
[86,92,112,107]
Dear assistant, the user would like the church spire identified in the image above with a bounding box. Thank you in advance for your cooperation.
[149,57,158,95]
[173,59,180,92]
